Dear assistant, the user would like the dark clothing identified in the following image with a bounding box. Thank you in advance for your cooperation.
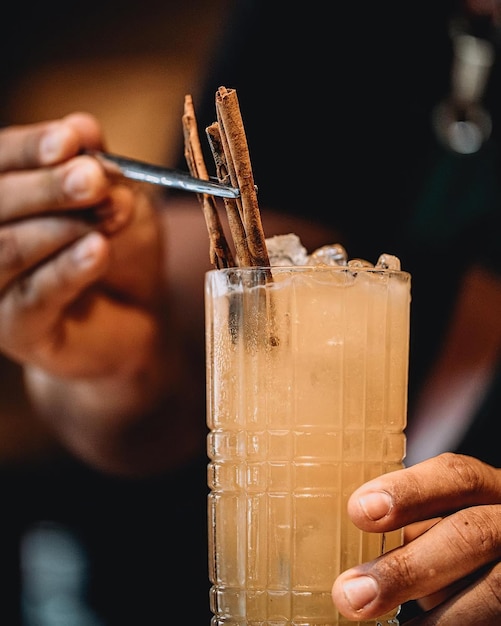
[0,452,211,625]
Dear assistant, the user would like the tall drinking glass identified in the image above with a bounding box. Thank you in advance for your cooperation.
[205,264,411,625]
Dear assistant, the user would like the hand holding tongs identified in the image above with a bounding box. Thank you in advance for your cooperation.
[85,150,240,199]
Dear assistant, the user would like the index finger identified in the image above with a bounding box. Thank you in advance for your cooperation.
[0,112,103,171]
[347,453,501,532]
[332,504,501,621]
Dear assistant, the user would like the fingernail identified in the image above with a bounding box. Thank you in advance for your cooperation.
[343,576,379,611]
[72,233,102,268]
[358,491,393,521]
[39,125,66,163]
[64,164,93,200]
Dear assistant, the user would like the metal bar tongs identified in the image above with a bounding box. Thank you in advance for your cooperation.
[85,150,240,199]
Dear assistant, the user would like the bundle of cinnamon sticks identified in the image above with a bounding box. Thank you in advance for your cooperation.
[182,87,270,270]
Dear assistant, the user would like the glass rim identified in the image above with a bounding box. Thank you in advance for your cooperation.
[206,265,411,278]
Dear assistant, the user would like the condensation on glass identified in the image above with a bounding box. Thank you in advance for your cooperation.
[206,266,410,626]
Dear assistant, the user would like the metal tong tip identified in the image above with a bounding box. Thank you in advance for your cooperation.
[84,150,240,199]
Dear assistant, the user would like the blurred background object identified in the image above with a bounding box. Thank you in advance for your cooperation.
[0,0,231,164]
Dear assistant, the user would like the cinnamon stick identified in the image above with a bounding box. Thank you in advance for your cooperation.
[182,94,235,269]
[215,86,270,268]
[206,122,251,267]
[203,88,277,343]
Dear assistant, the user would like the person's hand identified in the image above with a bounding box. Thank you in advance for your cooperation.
[331,452,501,625]
[0,112,163,375]
[0,113,182,474]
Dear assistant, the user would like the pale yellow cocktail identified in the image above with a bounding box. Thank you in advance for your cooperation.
[206,264,410,625]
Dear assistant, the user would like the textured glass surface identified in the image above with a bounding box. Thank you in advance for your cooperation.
[206,267,410,625]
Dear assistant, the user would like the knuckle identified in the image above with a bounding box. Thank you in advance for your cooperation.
[0,227,24,275]
[0,121,51,170]
[0,168,63,218]
[7,263,68,333]
[436,452,488,495]
[485,563,501,612]
[450,506,501,557]
[13,273,45,309]
[375,549,419,595]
